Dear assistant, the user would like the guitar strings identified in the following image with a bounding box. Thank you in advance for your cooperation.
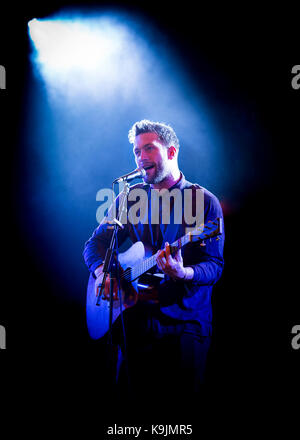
[118,221,218,282]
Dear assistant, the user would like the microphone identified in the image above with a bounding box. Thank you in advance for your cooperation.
[114,167,146,183]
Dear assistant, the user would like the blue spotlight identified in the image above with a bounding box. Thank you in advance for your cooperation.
[28,17,126,72]
[28,15,149,102]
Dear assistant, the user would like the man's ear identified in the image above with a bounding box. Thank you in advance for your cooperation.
[168,146,177,159]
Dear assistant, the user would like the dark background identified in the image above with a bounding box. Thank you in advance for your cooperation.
[1,0,299,426]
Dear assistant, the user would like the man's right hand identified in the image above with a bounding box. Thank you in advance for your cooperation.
[94,265,119,300]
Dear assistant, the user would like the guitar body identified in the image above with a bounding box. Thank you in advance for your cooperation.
[86,241,145,340]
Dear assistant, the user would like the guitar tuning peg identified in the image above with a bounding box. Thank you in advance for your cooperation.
[216,236,220,241]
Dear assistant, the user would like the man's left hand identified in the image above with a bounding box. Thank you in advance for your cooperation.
[156,242,187,281]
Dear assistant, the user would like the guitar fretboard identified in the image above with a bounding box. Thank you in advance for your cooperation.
[130,233,190,281]
[123,218,221,282]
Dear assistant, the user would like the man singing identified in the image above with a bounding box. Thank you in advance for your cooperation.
[83,120,224,399]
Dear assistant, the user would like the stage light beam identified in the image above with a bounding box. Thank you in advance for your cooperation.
[28,16,146,101]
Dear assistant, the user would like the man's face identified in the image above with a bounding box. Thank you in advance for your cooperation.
[133,132,170,184]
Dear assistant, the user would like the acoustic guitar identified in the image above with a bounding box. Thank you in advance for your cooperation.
[86,218,222,339]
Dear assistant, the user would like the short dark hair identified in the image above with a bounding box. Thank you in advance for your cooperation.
[128,119,180,150]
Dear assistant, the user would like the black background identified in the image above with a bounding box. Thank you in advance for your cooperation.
[1,0,299,430]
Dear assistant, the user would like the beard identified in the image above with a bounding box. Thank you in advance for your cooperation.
[143,161,169,184]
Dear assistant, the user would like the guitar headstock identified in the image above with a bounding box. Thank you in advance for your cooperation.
[189,217,223,243]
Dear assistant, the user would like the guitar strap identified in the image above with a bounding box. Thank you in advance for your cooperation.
[148,188,180,251]
[148,182,200,251]
[160,204,180,249]
[160,183,202,249]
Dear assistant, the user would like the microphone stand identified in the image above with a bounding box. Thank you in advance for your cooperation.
[96,180,130,345]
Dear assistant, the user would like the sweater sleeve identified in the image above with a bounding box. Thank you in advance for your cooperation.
[188,191,225,286]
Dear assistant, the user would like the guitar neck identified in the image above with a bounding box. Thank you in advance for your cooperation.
[131,233,190,281]
[129,218,222,281]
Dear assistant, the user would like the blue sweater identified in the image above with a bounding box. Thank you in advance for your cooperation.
[83,174,224,335]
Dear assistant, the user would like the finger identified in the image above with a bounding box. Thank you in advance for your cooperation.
[156,252,166,270]
[104,275,111,296]
[166,248,174,264]
[95,277,102,297]
[165,242,174,265]
[174,248,183,262]
[157,258,163,270]
[157,257,166,271]
[156,249,164,260]
[113,279,119,300]
[157,248,167,264]
[165,242,170,258]
[157,255,167,266]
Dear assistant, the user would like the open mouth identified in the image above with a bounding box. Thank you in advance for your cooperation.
[143,165,155,171]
